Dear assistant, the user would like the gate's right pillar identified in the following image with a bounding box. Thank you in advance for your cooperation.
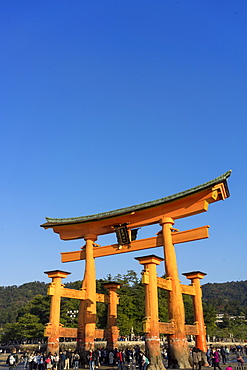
[182,271,207,353]
[159,217,191,369]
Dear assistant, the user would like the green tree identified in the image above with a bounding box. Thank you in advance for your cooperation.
[17,295,51,325]
[203,303,217,337]
[60,299,79,327]
[2,314,44,342]
[18,314,44,339]
[158,288,169,323]
[183,295,194,325]
[2,322,21,342]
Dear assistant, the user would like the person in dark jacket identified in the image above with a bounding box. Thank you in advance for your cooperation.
[6,349,19,369]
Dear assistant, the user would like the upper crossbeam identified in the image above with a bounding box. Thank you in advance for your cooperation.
[61,225,209,263]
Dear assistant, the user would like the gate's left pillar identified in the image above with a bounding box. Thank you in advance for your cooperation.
[77,234,97,355]
[135,255,165,370]
[104,282,121,350]
[44,270,71,354]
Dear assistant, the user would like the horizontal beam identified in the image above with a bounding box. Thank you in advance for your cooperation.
[157,277,196,296]
[61,225,209,262]
[172,225,209,244]
[61,287,85,300]
[157,277,172,291]
[96,293,110,304]
[95,328,105,338]
[159,322,175,334]
[185,324,199,335]
[59,289,109,303]
[44,325,78,338]
[59,327,78,338]
[180,284,196,296]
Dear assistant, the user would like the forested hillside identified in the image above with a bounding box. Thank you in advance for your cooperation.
[0,282,48,325]
[2,274,247,342]
[2,277,247,325]
[202,280,247,316]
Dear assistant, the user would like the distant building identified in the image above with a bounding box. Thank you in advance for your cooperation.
[216,313,246,324]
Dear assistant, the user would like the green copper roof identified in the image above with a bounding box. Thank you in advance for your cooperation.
[42,170,231,227]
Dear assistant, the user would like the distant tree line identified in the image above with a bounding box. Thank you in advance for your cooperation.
[1,272,247,342]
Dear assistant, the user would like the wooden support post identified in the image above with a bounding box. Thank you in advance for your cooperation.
[44,270,71,354]
[159,217,190,369]
[183,271,207,354]
[77,234,97,355]
[136,255,165,370]
[103,282,121,350]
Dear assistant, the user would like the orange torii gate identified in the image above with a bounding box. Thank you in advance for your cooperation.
[41,171,231,369]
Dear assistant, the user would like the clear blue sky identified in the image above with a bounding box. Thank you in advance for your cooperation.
[0,0,246,287]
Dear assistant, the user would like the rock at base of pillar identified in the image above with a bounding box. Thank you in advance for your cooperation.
[168,337,191,369]
[46,336,60,355]
[105,326,119,351]
[145,336,166,370]
[45,325,60,355]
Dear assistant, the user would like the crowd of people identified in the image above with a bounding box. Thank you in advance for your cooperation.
[6,346,150,370]
[6,343,247,370]
[190,344,247,370]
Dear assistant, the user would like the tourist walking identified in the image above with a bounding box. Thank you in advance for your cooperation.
[212,348,222,370]
[21,351,29,368]
[109,351,114,366]
[192,348,202,370]
[116,349,124,370]
[72,352,80,370]
[58,351,66,370]
[87,350,95,370]
[237,354,245,368]
[6,349,19,369]
[206,346,213,367]
[28,352,35,370]
[45,353,52,370]
[220,346,226,364]
[52,353,59,370]
[140,352,149,370]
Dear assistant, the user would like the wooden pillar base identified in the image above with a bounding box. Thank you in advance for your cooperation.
[145,335,165,370]
[168,336,191,369]
[105,326,119,351]
[46,329,60,355]
[77,323,95,351]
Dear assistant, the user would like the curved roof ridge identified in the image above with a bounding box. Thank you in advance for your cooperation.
[43,170,231,226]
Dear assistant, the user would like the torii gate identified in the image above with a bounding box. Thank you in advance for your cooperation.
[41,171,231,369]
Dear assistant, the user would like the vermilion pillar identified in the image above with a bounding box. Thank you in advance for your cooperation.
[77,234,97,353]
[44,270,71,354]
[135,255,165,370]
[183,271,207,353]
[159,217,190,368]
[104,282,121,350]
